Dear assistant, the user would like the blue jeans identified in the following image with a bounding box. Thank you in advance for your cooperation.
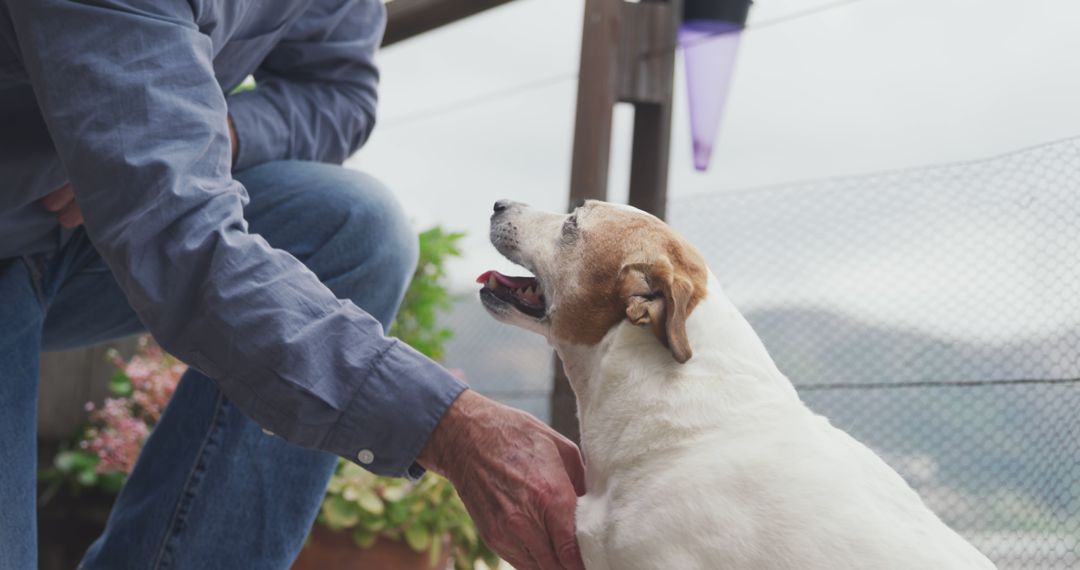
[0,161,418,569]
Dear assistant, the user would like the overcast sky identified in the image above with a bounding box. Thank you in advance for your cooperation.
[347,0,1080,337]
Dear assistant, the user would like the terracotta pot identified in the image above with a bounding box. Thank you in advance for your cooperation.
[292,525,451,570]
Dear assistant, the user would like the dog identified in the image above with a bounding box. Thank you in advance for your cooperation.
[477,199,996,569]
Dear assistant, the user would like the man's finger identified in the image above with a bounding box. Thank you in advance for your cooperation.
[501,535,542,570]
[41,183,74,212]
[516,531,560,570]
[57,201,84,228]
[545,484,586,570]
[505,512,559,569]
[554,438,587,497]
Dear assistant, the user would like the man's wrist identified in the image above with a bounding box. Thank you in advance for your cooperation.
[417,388,482,477]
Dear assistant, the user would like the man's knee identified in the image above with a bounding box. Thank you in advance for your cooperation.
[325,169,418,304]
[239,161,418,325]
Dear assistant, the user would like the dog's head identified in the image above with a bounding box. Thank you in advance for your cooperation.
[479,199,708,363]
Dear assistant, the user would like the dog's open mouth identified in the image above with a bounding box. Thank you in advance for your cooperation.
[476,270,546,319]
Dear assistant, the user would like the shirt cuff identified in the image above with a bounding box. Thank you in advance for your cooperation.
[322,340,468,478]
[228,89,290,171]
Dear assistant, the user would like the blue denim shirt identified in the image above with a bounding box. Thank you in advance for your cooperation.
[0,0,467,477]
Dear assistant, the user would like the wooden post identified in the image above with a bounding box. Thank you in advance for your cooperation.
[553,0,681,441]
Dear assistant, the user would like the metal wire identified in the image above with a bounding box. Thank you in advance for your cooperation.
[800,377,1080,391]
[380,0,880,130]
[670,135,1080,569]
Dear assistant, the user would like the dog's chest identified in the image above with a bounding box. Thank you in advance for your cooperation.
[575,492,614,570]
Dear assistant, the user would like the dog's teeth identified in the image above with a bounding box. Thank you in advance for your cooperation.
[525,286,535,296]
[487,275,497,289]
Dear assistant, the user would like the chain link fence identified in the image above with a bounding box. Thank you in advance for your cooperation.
[445,137,1080,569]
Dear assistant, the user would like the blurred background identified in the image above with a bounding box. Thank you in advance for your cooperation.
[39,0,1080,568]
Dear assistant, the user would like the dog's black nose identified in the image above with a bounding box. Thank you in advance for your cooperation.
[493,199,512,214]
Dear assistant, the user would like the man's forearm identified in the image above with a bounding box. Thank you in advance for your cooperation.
[226,0,383,170]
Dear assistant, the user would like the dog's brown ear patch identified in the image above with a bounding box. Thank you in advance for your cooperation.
[549,204,707,351]
[619,258,699,363]
[662,275,696,363]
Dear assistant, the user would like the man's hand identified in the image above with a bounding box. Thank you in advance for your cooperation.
[418,390,587,570]
[41,183,83,228]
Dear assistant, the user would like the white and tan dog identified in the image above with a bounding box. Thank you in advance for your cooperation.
[477,199,996,570]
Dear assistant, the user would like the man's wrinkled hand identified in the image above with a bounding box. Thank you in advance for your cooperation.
[41,183,83,228]
[418,389,587,570]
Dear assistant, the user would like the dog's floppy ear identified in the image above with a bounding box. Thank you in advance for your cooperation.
[619,260,695,363]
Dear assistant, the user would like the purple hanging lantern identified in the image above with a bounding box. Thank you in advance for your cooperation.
[680,0,752,171]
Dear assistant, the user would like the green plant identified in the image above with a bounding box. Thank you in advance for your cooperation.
[320,464,498,570]
[393,227,464,360]
[315,227,499,569]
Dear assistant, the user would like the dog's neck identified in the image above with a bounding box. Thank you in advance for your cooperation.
[552,272,799,487]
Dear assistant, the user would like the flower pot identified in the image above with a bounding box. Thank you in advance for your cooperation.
[292,525,451,570]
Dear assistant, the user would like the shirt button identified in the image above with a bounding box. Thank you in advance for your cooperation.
[356,449,375,465]
[262,428,275,436]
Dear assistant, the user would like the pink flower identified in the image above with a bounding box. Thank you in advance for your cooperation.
[80,336,185,476]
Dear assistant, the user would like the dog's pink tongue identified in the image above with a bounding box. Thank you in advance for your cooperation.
[476,270,536,289]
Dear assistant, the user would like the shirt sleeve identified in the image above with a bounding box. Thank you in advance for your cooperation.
[7,0,465,477]
[228,0,384,170]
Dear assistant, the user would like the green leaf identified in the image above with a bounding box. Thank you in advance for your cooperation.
[392,226,464,360]
[109,370,133,396]
[481,551,502,569]
[457,519,477,545]
[352,527,378,549]
[99,470,127,493]
[355,488,385,515]
[428,534,443,568]
[404,523,432,552]
[387,500,409,525]
[54,450,79,472]
[381,485,407,502]
[359,515,386,532]
[76,469,98,487]
[323,496,361,529]
[72,450,99,469]
[229,76,257,95]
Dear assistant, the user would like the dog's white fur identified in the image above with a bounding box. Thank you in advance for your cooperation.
[483,200,996,569]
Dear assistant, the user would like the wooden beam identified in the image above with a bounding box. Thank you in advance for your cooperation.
[555,0,680,442]
[616,1,678,105]
[383,0,518,47]
[628,102,673,218]
[567,0,621,207]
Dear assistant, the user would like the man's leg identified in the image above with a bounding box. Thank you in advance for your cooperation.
[40,161,417,569]
[0,258,45,569]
